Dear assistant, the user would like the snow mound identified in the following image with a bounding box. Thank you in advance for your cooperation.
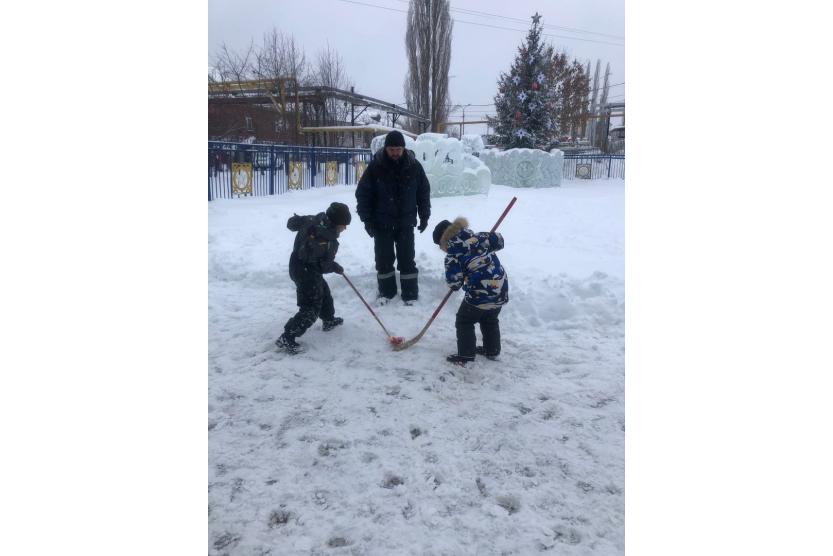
[480,148,564,188]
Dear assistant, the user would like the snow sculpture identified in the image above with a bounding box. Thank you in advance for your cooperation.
[460,134,485,156]
[479,148,563,188]
[370,133,492,198]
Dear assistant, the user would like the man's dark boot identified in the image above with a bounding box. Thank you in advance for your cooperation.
[322,317,343,331]
[377,271,397,299]
[446,353,475,366]
[476,346,499,361]
[400,271,419,302]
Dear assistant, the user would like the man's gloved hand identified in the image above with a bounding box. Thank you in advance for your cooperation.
[418,218,428,233]
[332,262,344,275]
[364,222,375,238]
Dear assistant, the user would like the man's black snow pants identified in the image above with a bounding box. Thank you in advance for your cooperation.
[374,226,418,301]
[283,262,334,339]
[455,300,502,358]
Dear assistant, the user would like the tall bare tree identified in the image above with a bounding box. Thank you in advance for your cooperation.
[309,42,354,126]
[403,0,453,133]
[586,59,601,143]
[252,28,308,85]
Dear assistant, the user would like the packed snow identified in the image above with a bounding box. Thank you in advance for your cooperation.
[481,148,564,188]
[370,133,492,197]
[208,180,624,555]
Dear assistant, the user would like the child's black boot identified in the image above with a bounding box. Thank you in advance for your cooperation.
[322,317,343,331]
[276,333,303,355]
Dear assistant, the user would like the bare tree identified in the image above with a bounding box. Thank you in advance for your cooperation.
[309,42,354,126]
[403,0,453,133]
[594,62,611,149]
[252,29,308,84]
[559,60,590,139]
[586,59,601,143]
[211,41,255,88]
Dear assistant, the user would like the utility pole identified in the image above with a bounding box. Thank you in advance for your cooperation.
[350,86,355,148]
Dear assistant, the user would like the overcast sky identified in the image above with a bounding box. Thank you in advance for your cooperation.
[208,0,624,135]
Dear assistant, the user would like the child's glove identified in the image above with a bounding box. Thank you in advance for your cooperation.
[332,262,344,275]
[364,222,375,238]
[418,218,428,233]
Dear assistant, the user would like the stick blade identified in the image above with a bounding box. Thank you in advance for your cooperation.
[392,335,420,351]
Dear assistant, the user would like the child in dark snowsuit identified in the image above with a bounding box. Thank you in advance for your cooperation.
[276,202,351,354]
[433,217,509,365]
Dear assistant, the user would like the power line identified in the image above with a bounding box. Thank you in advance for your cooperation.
[332,0,624,47]
[334,0,409,14]
[454,17,624,47]
[392,0,624,41]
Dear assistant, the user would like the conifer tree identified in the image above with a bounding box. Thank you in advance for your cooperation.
[489,13,558,149]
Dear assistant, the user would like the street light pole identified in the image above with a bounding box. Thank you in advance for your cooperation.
[461,103,471,137]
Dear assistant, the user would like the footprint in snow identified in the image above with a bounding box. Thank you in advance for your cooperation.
[551,525,582,545]
[381,473,405,489]
[496,494,521,515]
[327,536,350,548]
[317,439,349,457]
[268,509,291,528]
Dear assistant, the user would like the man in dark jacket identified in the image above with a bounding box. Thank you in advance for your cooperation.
[355,130,431,302]
[275,202,351,355]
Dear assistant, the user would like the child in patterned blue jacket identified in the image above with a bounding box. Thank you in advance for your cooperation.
[433,217,509,365]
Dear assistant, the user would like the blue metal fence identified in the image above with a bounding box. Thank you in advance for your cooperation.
[207,142,624,200]
[562,153,625,180]
[208,142,374,201]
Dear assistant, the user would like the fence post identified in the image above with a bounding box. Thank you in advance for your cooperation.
[607,156,612,178]
[208,154,213,201]
[268,145,275,195]
[310,149,317,188]
[345,151,350,184]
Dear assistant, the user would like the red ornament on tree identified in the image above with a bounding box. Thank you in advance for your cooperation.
[531,82,538,91]
[499,87,504,94]
[514,111,521,119]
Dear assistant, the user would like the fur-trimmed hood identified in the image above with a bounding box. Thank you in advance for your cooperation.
[439,217,468,252]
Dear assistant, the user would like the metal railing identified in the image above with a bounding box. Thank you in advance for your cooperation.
[562,153,625,180]
[207,142,624,200]
[208,142,373,201]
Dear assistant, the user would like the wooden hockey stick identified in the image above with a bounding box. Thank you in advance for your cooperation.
[392,196,517,352]
[342,273,404,345]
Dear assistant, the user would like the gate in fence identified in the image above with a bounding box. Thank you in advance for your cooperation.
[208,142,374,201]
[562,153,625,180]
[208,142,624,200]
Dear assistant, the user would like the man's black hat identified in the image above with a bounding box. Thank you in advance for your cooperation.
[384,130,406,148]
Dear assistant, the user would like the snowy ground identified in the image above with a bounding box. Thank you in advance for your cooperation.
[208,181,624,555]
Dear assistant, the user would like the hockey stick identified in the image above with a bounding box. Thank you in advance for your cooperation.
[341,273,404,345]
[392,196,517,352]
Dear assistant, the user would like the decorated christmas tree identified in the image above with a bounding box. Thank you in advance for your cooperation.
[489,13,561,149]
